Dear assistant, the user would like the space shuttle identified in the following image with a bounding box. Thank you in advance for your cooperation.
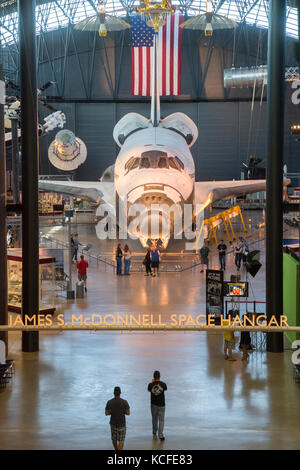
[39,33,271,248]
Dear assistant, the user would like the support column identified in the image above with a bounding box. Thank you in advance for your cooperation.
[19,0,39,352]
[295,2,300,335]
[266,0,286,352]
[0,65,8,354]
[66,210,74,300]
[11,118,19,204]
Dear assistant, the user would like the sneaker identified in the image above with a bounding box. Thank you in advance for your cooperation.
[159,436,165,441]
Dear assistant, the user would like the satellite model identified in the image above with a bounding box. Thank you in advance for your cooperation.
[181,1,238,36]
[48,129,87,171]
[74,1,131,37]
[4,80,66,141]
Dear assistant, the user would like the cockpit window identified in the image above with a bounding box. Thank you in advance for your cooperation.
[158,157,168,168]
[142,151,164,168]
[169,157,180,170]
[175,156,184,170]
[140,157,150,169]
[124,153,184,174]
[130,158,140,170]
[125,157,135,170]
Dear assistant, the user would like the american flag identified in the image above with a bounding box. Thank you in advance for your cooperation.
[130,13,183,97]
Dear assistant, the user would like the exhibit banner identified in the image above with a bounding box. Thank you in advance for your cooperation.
[206,269,224,324]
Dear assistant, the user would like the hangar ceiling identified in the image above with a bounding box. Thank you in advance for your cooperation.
[0,0,298,48]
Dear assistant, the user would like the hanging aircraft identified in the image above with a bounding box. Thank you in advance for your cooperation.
[39,32,287,249]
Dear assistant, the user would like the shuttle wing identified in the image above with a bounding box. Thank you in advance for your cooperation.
[38,180,115,205]
[194,180,267,207]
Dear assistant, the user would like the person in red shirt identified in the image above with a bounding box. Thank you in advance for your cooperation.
[77,254,89,292]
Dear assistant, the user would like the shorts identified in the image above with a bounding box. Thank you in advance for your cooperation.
[78,274,87,281]
[224,338,235,350]
[110,425,126,442]
[151,261,159,268]
[240,332,251,346]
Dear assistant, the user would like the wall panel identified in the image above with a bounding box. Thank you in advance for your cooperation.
[37,99,300,182]
[74,103,116,180]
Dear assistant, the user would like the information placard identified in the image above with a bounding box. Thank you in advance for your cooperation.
[206,269,224,324]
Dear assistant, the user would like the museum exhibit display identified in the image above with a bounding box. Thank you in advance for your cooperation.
[7,249,56,314]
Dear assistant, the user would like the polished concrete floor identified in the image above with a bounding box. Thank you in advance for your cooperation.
[1,214,300,450]
[1,330,299,450]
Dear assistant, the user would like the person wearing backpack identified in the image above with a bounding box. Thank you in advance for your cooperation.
[143,247,153,276]
[150,246,160,277]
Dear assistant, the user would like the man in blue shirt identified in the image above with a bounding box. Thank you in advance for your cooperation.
[150,247,160,277]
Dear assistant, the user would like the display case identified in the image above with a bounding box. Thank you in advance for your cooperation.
[39,191,70,215]
[7,249,56,314]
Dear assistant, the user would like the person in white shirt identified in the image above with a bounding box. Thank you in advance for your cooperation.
[123,244,132,275]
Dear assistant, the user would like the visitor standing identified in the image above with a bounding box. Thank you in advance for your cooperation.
[200,243,210,273]
[76,254,88,292]
[105,386,130,451]
[241,240,249,265]
[239,315,252,361]
[217,240,227,270]
[223,318,236,361]
[234,244,242,271]
[148,371,167,441]
[72,233,81,262]
[123,244,132,275]
[116,243,123,275]
[150,246,160,277]
[143,247,153,276]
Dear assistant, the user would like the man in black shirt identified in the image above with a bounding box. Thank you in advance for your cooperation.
[148,370,167,441]
[105,386,130,450]
[116,243,123,275]
[217,239,227,270]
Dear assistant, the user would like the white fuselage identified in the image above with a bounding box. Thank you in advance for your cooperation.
[114,126,195,246]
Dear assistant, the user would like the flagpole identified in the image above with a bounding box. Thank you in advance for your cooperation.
[151,32,160,126]
[155,32,160,125]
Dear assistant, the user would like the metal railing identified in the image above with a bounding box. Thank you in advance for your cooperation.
[39,234,116,272]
